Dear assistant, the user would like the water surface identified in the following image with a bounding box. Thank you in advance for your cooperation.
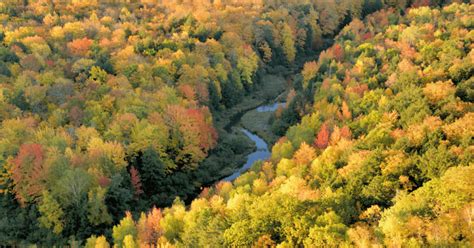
[222,129,270,181]
[256,102,286,112]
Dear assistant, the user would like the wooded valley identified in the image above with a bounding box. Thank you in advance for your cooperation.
[0,0,472,247]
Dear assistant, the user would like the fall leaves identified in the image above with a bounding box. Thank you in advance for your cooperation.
[166,105,218,167]
[68,38,94,57]
[10,143,46,205]
[0,0,472,246]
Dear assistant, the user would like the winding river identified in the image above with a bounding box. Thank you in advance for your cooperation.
[222,102,286,182]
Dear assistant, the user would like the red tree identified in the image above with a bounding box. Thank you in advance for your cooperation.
[98,176,111,187]
[130,166,143,197]
[342,101,352,120]
[68,38,93,57]
[137,207,163,246]
[178,84,196,101]
[315,123,330,149]
[340,125,352,140]
[166,105,218,166]
[11,143,46,205]
[349,83,369,97]
[332,44,344,61]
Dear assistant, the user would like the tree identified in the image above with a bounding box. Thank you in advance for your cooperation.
[340,125,352,140]
[139,147,166,198]
[237,45,258,88]
[341,101,352,120]
[258,41,272,63]
[332,44,344,61]
[271,139,295,162]
[0,61,11,76]
[166,105,217,168]
[105,174,134,223]
[55,168,92,207]
[87,137,127,175]
[137,207,162,246]
[253,235,276,248]
[422,80,455,104]
[280,23,296,63]
[128,119,169,156]
[87,187,112,226]
[418,144,456,180]
[442,113,473,142]
[302,61,319,89]
[0,46,19,63]
[221,69,244,107]
[89,66,108,83]
[123,235,138,248]
[315,123,330,149]
[85,235,110,248]
[10,143,46,205]
[38,190,64,234]
[303,211,349,247]
[379,165,474,246]
[316,0,342,35]
[293,142,316,166]
[113,212,138,248]
[130,166,144,198]
[68,37,94,57]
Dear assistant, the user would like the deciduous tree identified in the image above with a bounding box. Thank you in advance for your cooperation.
[130,166,144,198]
[38,190,64,234]
[10,143,46,205]
[315,123,330,149]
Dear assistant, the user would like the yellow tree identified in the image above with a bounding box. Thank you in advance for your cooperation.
[293,142,316,166]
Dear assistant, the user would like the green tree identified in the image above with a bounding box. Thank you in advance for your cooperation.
[303,211,349,247]
[280,23,296,63]
[112,212,137,248]
[85,235,110,248]
[38,191,64,234]
[237,47,258,88]
[87,187,112,226]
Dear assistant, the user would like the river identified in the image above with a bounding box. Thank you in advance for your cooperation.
[222,102,285,181]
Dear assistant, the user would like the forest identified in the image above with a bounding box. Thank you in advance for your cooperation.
[0,0,472,247]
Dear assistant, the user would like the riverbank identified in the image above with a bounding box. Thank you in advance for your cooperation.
[201,52,323,185]
[239,103,283,146]
[221,129,270,181]
[195,72,288,185]
[213,73,288,132]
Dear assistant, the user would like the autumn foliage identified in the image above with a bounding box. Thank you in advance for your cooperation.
[137,207,163,247]
[166,105,218,165]
[314,122,330,149]
[67,38,93,57]
[10,144,46,205]
[130,166,144,198]
[0,0,472,246]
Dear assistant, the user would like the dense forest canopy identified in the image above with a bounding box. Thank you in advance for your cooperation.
[0,0,472,247]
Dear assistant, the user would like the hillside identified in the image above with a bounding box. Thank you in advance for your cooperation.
[102,3,473,247]
[0,0,472,247]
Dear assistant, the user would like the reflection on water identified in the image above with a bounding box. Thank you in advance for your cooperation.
[256,102,286,112]
[222,129,270,181]
[223,101,287,182]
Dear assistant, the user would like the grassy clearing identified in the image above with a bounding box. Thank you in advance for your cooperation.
[240,109,278,145]
[239,73,287,145]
